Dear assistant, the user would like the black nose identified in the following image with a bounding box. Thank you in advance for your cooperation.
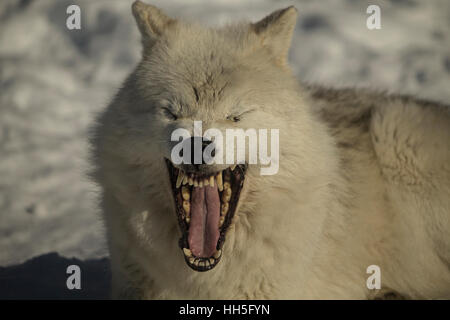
[178,137,215,166]
[191,137,215,165]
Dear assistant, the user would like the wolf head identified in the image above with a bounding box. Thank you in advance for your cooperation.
[92,1,332,274]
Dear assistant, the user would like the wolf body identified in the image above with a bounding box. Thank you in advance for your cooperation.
[90,1,450,299]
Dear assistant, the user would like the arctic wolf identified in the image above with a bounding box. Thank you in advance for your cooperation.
[90,1,450,299]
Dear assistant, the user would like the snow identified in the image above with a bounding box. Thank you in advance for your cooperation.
[0,0,449,267]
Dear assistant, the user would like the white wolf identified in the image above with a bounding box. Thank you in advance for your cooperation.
[90,1,450,299]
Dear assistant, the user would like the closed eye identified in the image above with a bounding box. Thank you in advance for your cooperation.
[227,115,241,122]
[227,109,255,123]
[163,107,178,120]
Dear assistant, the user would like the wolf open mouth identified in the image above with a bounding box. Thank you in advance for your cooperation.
[166,160,246,272]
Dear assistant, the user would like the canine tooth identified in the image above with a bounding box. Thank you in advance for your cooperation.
[209,175,215,187]
[182,175,189,185]
[209,258,215,264]
[188,177,194,186]
[213,250,222,259]
[189,257,195,264]
[216,172,223,191]
[194,179,199,187]
[176,171,184,188]
[221,202,229,215]
[183,200,190,214]
[231,165,236,171]
[204,178,209,186]
[183,248,192,257]
[181,186,190,200]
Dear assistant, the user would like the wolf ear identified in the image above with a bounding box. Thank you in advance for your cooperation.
[132,1,175,49]
[251,6,298,66]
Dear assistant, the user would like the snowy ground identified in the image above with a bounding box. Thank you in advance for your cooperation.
[0,0,449,270]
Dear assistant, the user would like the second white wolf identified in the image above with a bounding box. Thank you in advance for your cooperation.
[90,1,450,299]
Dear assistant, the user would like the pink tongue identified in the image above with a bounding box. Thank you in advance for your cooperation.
[188,184,220,257]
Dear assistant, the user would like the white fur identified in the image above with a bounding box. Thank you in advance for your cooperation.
[89,1,450,299]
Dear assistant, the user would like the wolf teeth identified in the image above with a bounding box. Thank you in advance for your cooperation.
[186,254,216,267]
[175,166,239,188]
[221,202,229,216]
[176,171,184,188]
[181,186,190,200]
[213,250,222,259]
[222,187,231,203]
[183,200,190,215]
[183,248,192,257]
[216,172,223,191]
[176,168,234,190]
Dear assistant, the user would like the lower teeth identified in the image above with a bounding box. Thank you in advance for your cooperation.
[214,250,222,259]
[183,248,222,267]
